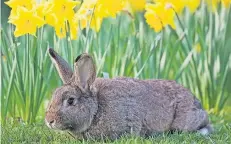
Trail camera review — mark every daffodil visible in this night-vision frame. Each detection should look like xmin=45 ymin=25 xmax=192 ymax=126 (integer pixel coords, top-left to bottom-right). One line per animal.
xmin=145 ymin=12 xmax=163 ymax=32
xmin=50 ymin=0 xmax=81 ymax=22
xmin=126 ymin=0 xmax=146 ymax=12
xmin=75 ymin=0 xmax=103 ymax=32
xmin=69 ymin=20 xmax=79 ymax=40
xmin=34 ymin=2 xmax=58 ymax=27
xmin=221 ymin=0 xmax=231 ymax=7
xmin=5 ymin=0 xmax=35 ymax=21
xmin=5 ymin=0 xmax=35 ymax=10
xmin=44 ymin=0 xmax=80 ymax=39
xmin=145 ymin=2 xmax=175 ymax=32
xmin=96 ymin=0 xmax=125 ymax=18
xmin=46 ymin=13 xmax=58 ymax=27
xmin=153 ymin=0 xmax=201 ymax=13
xmin=40 ymin=2 xmax=58 ymax=27
xmin=184 ymin=0 xmax=201 ymax=13
xmin=10 ymin=7 xmax=45 ymax=37
xmin=54 ymin=19 xmax=78 ymax=40
xmin=35 ymin=2 xmax=52 ymax=18
xmin=154 ymin=0 xmax=185 ymax=14
xmin=54 ymin=21 xmax=67 ymax=39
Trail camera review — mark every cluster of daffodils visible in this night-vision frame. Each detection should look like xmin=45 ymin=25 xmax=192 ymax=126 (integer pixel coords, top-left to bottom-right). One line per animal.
xmin=5 ymin=0 xmax=231 ymax=38
xmin=5 ymin=0 xmax=125 ymax=39
xmin=5 ymin=0 xmax=147 ymax=39
xmin=145 ymin=0 xmax=231 ymax=32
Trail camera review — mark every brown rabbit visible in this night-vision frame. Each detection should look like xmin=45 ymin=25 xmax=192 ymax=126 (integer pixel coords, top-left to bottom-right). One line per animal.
xmin=45 ymin=48 xmax=213 ymax=140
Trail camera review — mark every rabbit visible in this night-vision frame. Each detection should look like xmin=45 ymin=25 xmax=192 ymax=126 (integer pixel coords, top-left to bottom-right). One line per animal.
xmin=45 ymin=48 xmax=213 ymax=140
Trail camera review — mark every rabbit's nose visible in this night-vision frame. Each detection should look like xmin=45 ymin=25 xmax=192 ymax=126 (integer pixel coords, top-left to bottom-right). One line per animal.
xmin=49 ymin=120 xmax=55 ymax=125
xmin=45 ymin=118 xmax=56 ymax=128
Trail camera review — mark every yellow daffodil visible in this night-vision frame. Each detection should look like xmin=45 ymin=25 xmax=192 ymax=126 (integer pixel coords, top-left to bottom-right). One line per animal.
xmin=75 ymin=0 xmax=103 ymax=32
xmin=5 ymin=0 xmax=34 ymax=10
xmin=96 ymin=0 xmax=125 ymax=18
xmin=35 ymin=4 xmax=46 ymax=18
xmin=10 ymin=7 xmax=45 ymax=37
xmin=154 ymin=0 xmax=200 ymax=13
xmin=154 ymin=0 xmax=185 ymax=14
xmin=54 ymin=19 xmax=78 ymax=40
xmin=221 ymin=0 xmax=231 ymax=7
xmin=41 ymin=2 xmax=58 ymax=27
xmin=145 ymin=12 xmax=163 ymax=32
xmin=184 ymin=0 xmax=201 ymax=13
xmin=5 ymin=0 xmax=35 ymax=21
xmin=145 ymin=2 xmax=175 ymax=32
xmin=69 ymin=20 xmax=79 ymax=40
xmin=46 ymin=13 xmax=58 ymax=27
xmin=126 ymin=0 xmax=146 ymax=12
xmin=50 ymin=0 xmax=81 ymax=21
xmin=84 ymin=0 xmax=98 ymax=4
xmin=45 ymin=0 xmax=80 ymax=39
xmin=54 ymin=21 xmax=67 ymax=39
xmin=35 ymin=2 xmax=52 ymax=18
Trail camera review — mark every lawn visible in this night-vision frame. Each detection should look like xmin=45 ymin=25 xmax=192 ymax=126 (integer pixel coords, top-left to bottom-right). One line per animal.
xmin=1 ymin=120 xmax=231 ymax=143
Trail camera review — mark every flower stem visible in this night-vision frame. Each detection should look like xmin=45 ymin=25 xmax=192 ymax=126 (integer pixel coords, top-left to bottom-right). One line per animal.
xmin=174 ymin=9 xmax=192 ymax=51
xmin=173 ymin=10 xmax=203 ymax=101
xmin=157 ymin=29 xmax=164 ymax=78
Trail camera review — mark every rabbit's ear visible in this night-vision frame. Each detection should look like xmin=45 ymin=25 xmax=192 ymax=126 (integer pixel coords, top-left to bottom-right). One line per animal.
xmin=48 ymin=48 xmax=73 ymax=84
xmin=74 ymin=53 xmax=96 ymax=90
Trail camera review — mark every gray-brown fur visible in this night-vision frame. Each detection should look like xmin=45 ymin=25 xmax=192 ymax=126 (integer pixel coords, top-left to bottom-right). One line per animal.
xmin=45 ymin=48 xmax=212 ymax=140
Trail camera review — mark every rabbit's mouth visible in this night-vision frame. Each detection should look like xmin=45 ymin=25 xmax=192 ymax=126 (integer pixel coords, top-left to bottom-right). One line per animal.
xmin=53 ymin=123 xmax=74 ymax=131
xmin=52 ymin=125 xmax=73 ymax=131
xmin=66 ymin=125 xmax=75 ymax=131
xmin=59 ymin=123 xmax=77 ymax=131
xmin=46 ymin=121 xmax=73 ymax=131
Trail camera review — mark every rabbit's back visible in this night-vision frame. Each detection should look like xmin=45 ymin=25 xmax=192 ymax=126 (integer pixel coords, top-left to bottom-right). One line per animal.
xmin=87 ymin=77 xmax=198 ymax=138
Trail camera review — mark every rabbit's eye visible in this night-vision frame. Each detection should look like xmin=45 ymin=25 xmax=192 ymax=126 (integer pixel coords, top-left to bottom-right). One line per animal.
xmin=67 ymin=97 xmax=75 ymax=105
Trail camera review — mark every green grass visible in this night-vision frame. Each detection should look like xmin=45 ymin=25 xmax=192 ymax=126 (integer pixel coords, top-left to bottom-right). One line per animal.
xmin=1 ymin=120 xmax=231 ymax=143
